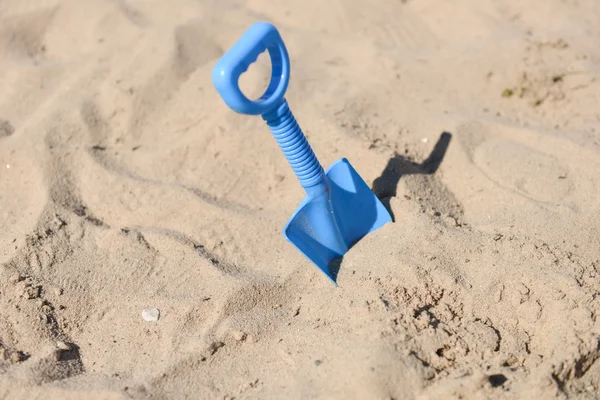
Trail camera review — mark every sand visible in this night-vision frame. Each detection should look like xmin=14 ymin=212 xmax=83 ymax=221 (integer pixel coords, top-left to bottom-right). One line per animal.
xmin=1 ymin=0 xmax=599 ymax=398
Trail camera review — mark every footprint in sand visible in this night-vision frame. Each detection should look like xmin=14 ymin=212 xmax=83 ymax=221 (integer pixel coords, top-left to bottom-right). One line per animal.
xmin=473 ymin=138 xmax=571 ymax=203
xmin=458 ymin=121 xmax=599 ymax=206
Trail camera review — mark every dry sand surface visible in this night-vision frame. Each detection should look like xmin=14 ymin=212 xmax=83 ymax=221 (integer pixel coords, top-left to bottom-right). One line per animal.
xmin=1 ymin=0 xmax=600 ymax=399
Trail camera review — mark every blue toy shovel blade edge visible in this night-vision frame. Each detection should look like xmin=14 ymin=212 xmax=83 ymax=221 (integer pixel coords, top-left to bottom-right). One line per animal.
xmin=283 ymin=158 xmax=392 ymax=283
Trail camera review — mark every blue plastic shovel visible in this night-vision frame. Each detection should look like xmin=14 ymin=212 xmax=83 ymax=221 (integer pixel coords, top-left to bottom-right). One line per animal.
xmin=212 ymin=22 xmax=391 ymax=284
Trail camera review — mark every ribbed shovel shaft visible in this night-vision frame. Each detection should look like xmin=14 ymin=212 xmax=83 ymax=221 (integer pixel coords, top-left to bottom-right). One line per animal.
xmin=262 ymin=100 xmax=324 ymax=188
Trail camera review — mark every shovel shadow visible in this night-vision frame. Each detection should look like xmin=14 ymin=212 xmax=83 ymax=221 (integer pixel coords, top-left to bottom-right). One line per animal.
xmin=372 ymin=131 xmax=453 ymax=221
xmin=328 ymin=131 xmax=452 ymax=281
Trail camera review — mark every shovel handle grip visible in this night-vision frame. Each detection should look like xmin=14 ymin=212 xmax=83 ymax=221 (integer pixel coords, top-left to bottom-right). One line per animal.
xmin=212 ymin=22 xmax=290 ymax=115
xmin=213 ymin=23 xmax=325 ymax=189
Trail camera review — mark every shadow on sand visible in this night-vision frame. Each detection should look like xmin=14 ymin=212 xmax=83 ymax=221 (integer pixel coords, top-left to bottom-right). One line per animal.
xmin=328 ymin=131 xmax=452 ymax=282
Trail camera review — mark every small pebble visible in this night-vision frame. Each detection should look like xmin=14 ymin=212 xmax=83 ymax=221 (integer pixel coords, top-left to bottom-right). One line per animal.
xmin=444 ymin=216 xmax=458 ymax=227
xmin=231 ymin=331 xmax=247 ymax=341
xmin=10 ymin=352 xmax=23 ymax=363
xmin=428 ymin=210 xmax=441 ymax=217
xmin=314 ymin=360 xmax=322 ymax=366
xmin=246 ymin=334 xmax=258 ymax=343
xmin=9 ymin=274 xmax=22 ymax=283
xmin=141 ymin=308 xmax=160 ymax=322
xmin=56 ymin=341 xmax=70 ymax=351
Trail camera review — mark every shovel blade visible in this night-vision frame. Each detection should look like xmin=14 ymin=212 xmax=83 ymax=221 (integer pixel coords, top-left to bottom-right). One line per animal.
xmin=283 ymin=158 xmax=392 ymax=283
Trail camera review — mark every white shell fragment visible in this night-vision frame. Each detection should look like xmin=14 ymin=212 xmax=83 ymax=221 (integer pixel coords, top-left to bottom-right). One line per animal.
xmin=142 ymin=308 xmax=160 ymax=322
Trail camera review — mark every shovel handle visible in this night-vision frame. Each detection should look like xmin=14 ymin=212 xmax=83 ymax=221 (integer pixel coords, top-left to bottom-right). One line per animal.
xmin=212 ymin=22 xmax=290 ymax=115
xmin=262 ymin=100 xmax=324 ymax=189
xmin=212 ymin=23 xmax=325 ymax=190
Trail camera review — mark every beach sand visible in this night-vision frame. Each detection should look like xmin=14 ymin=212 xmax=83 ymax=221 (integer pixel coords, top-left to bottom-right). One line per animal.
xmin=1 ymin=0 xmax=599 ymax=398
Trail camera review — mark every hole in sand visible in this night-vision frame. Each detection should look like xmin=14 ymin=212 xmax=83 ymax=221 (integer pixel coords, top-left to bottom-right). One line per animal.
xmin=238 ymin=50 xmax=272 ymax=101
xmin=488 ymin=374 xmax=508 ymax=387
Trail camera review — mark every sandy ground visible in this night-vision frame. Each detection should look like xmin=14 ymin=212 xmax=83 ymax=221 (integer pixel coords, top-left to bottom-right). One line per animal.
xmin=1 ymin=0 xmax=599 ymax=399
